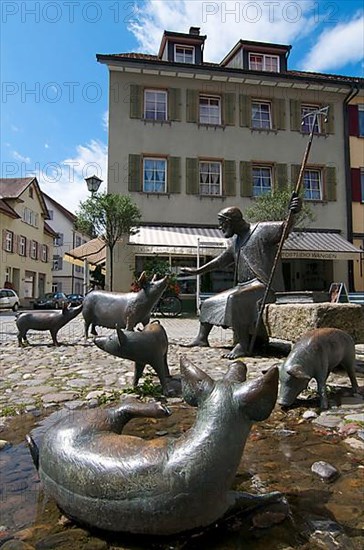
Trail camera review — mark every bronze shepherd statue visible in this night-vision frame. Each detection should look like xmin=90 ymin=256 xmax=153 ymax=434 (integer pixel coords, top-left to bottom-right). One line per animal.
xmin=182 ymin=195 xmax=301 ymax=359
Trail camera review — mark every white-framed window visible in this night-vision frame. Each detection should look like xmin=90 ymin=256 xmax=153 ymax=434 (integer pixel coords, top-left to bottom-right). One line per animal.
xmin=41 ymin=244 xmax=48 ymax=262
xmin=304 ymin=169 xmax=322 ymax=200
xmin=5 ymin=230 xmax=13 ymax=252
xmin=252 ymin=166 xmax=272 ymax=196
xmin=301 ymin=105 xmax=321 ymax=134
xmin=48 ymin=209 xmax=54 ymax=220
xmin=5 ymin=267 xmax=11 ymax=283
xmin=22 ymin=207 xmax=38 ymax=227
xmin=199 ymin=161 xmax=222 ymax=195
xmin=30 ymin=240 xmax=37 ymax=259
xmin=252 ymin=101 xmax=272 ymax=129
xmin=19 ymin=236 xmax=26 ymax=256
xmin=144 ymin=89 xmax=167 ymax=121
xmin=174 ymin=45 xmax=195 ymax=64
xmin=199 ymin=95 xmax=221 ymax=125
xmin=143 ymin=158 xmax=167 ymax=193
xmin=358 ymin=104 xmax=364 ymax=137
xmin=75 ymin=235 xmax=82 ymax=247
xmin=249 ymin=53 xmax=279 ymax=72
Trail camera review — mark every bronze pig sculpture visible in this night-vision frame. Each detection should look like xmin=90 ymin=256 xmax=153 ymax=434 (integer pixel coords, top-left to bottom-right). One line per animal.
xmin=82 ymin=272 xmax=168 ymax=337
xmin=26 ymin=358 xmax=279 ymax=535
xmin=94 ymin=321 xmax=181 ymax=396
xmin=16 ymin=304 xmax=83 ymax=346
xmin=277 ymin=328 xmax=360 ymax=410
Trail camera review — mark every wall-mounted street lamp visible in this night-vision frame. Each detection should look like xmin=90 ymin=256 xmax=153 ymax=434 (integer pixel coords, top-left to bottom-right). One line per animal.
xmin=85 ymin=175 xmax=102 ymax=195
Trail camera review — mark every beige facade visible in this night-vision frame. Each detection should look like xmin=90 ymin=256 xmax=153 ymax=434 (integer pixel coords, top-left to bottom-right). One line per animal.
xmin=98 ymin=28 xmax=362 ymax=292
xmin=349 ymin=93 xmax=364 ymax=291
xmin=0 ymin=178 xmax=55 ymax=306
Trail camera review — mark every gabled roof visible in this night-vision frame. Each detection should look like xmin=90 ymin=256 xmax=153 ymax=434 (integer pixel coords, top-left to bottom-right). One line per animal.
xmin=44 ymin=221 xmax=58 ymax=237
xmin=220 ymin=39 xmax=292 ymax=67
xmin=43 ymin=192 xmax=76 ymax=223
xmin=0 ymin=177 xmax=50 ymax=219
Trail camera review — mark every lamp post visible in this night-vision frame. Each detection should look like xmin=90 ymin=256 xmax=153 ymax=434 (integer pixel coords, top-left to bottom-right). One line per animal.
xmin=85 ymin=174 xmax=102 ymax=195
xmin=83 ymin=175 xmax=103 ymax=294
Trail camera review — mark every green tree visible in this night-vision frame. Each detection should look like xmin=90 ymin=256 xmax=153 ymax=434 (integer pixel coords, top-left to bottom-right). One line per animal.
xmin=76 ymin=193 xmax=142 ymax=291
xmin=244 ymin=188 xmax=315 ymax=227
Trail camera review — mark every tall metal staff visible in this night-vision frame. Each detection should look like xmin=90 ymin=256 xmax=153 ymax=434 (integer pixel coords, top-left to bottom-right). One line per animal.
xmin=248 ymin=105 xmax=330 ymax=355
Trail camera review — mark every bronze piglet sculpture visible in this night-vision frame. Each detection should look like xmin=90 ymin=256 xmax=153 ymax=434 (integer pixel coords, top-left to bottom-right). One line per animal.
xmin=278 ymin=327 xmax=360 ymax=410
xmin=16 ymin=303 xmax=83 ymax=346
xmin=94 ymin=321 xmax=181 ymax=396
xmin=26 ymin=359 xmax=279 ymax=535
xmin=82 ymin=271 xmax=168 ymax=337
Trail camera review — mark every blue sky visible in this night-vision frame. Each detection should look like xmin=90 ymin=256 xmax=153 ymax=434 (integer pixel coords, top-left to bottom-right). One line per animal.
xmin=1 ymin=0 xmax=363 ymax=213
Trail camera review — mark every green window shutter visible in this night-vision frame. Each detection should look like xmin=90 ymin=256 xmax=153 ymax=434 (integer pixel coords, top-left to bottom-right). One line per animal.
xmin=129 ymin=84 xmax=143 ymax=119
xmin=324 ymin=103 xmax=335 ymax=134
xmin=128 ymin=154 xmax=142 ymax=192
xmin=272 ymin=99 xmax=286 ymax=130
xmin=240 ymin=161 xmax=252 ymax=197
xmin=222 ymin=160 xmax=236 ymax=196
xmin=186 ymin=89 xmax=198 ymax=123
xmin=222 ymin=93 xmax=236 ymax=126
xmin=290 ymin=100 xmax=301 ymax=131
xmin=186 ymin=158 xmax=199 ymax=194
xmin=291 ymin=164 xmax=301 ymax=188
xmin=168 ymin=88 xmax=181 ymax=121
xmin=239 ymin=94 xmax=251 ymax=127
xmin=168 ymin=157 xmax=181 ymax=193
xmin=275 ymin=163 xmax=288 ymax=191
xmin=323 ymin=166 xmax=337 ymax=201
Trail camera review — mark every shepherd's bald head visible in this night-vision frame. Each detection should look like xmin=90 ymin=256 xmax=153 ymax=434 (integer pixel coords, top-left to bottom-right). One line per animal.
xmin=217 ymin=206 xmax=243 ymax=223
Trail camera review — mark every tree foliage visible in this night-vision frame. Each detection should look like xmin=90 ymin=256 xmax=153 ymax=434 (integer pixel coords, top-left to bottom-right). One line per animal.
xmin=244 ymin=189 xmax=315 ymax=227
xmin=76 ymin=193 xmax=142 ymax=290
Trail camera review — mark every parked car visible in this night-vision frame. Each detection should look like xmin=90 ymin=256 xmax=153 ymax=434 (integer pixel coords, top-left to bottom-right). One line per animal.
xmin=0 ymin=289 xmax=20 ymax=311
xmin=66 ymin=293 xmax=84 ymax=307
xmin=33 ymin=292 xmax=68 ymax=310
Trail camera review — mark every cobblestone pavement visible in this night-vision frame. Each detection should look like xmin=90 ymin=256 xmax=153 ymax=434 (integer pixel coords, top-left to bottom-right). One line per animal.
xmin=1 ymin=314 xmax=364 ymax=455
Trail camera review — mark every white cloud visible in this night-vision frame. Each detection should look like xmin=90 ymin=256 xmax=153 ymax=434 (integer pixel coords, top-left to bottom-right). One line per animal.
xmin=301 ymin=13 xmax=364 ymax=72
xmin=39 ymin=140 xmax=108 ymax=214
xmin=128 ymin=0 xmax=317 ymax=62
xmin=102 ymin=110 xmax=109 ymax=132
xmin=12 ymin=150 xmax=31 ymax=163
xmin=45 ymin=143 xmax=50 ymax=149
xmin=11 ymin=124 xmax=20 ymax=132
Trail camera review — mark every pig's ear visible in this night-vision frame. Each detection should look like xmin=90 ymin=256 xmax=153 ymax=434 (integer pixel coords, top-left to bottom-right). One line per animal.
xmin=261 ymin=362 xmax=281 ymax=375
xmin=234 ymin=366 xmax=278 ymax=421
xmin=138 ymin=271 xmax=147 ymax=288
xmin=286 ymin=364 xmax=311 ymax=380
xmin=115 ymin=324 xmax=126 ymax=346
xmin=224 ymin=359 xmax=247 ymax=384
xmin=180 ymin=356 xmax=215 ymax=407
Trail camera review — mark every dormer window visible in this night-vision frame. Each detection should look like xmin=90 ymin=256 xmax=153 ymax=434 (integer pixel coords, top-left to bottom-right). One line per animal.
xmin=175 ymin=45 xmax=195 ymax=64
xmin=249 ymin=53 xmax=279 ymax=72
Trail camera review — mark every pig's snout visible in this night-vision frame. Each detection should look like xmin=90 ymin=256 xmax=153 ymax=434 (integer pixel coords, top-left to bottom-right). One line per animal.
xmin=94 ymin=336 xmax=108 ymax=351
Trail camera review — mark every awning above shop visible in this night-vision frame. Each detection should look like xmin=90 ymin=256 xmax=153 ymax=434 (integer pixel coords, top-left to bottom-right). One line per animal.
xmin=64 ymin=228 xmax=363 ymax=264
xmin=282 ymin=231 xmax=362 ymax=260
xmin=64 ymin=237 xmax=106 ymax=269
xmin=130 ymin=226 xmax=226 ymax=255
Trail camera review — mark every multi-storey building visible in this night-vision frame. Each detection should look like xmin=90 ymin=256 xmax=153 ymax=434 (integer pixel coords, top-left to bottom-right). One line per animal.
xmin=43 ymin=193 xmax=90 ymax=295
xmin=348 ymin=92 xmax=364 ymax=291
xmin=97 ymin=27 xmax=362 ymax=293
xmin=0 ymin=177 xmax=55 ymax=306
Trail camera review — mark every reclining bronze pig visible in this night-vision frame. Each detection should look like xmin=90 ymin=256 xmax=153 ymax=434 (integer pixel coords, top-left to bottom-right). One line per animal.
xmin=26 ymin=359 xmax=279 ymax=535
xmin=82 ymin=272 xmax=168 ymax=337
xmin=94 ymin=321 xmax=181 ymax=396
xmin=277 ymin=328 xmax=360 ymax=410
xmin=16 ymin=304 xmax=83 ymax=346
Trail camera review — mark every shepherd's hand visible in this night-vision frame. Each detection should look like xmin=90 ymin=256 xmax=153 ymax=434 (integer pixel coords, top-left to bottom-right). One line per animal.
xmin=289 ymin=192 xmax=302 ymax=214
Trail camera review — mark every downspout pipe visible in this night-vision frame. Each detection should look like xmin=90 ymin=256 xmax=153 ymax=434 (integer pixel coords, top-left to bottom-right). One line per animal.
xmin=343 ymin=83 xmax=359 ymax=291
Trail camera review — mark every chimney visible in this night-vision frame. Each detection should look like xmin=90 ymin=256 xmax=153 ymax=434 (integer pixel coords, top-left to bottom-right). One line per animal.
xmin=189 ymin=27 xmax=200 ymax=36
